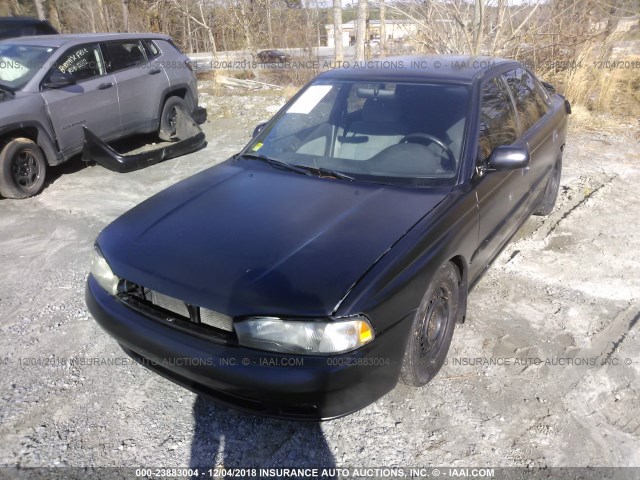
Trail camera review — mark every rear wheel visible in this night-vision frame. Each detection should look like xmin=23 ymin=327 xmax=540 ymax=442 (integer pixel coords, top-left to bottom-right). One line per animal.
xmin=159 ymin=96 xmax=189 ymax=142
xmin=0 ymin=138 xmax=47 ymax=199
xmin=534 ymin=156 xmax=562 ymax=216
xmin=401 ymin=262 xmax=461 ymax=387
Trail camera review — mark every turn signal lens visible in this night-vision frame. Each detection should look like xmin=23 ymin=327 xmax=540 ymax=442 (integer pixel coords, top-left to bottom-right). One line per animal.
xmin=359 ymin=321 xmax=373 ymax=343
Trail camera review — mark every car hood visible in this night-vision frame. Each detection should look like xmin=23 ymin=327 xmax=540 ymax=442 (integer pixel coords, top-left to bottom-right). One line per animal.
xmin=98 ymin=160 xmax=449 ymax=317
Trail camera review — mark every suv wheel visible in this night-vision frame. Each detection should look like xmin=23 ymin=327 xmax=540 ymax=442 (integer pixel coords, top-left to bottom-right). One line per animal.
xmin=159 ymin=96 xmax=189 ymax=142
xmin=0 ymin=138 xmax=47 ymax=199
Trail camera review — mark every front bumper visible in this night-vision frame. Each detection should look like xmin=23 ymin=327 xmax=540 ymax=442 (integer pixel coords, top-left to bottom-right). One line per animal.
xmin=86 ymin=276 xmax=410 ymax=420
xmin=81 ymin=106 xmax=206 ymax=173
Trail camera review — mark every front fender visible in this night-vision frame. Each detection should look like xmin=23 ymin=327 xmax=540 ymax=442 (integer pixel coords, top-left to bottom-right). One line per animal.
xmin=0 ymin=120 xmax=62 ymax=165
xmin=335 ymin=185 xmax=478 ymax=333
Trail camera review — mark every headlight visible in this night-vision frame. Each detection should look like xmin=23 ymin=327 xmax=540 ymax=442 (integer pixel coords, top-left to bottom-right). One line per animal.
xmin=234 ymin=316 xmax=374 ymax=355
xmin=89 ymin=247 xmax=120 ymax=295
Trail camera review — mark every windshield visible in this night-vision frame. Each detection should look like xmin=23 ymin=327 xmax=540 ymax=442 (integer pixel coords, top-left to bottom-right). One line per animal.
xmin=0 ymin=44 xmax=56 ymax=90
xmin=246 ymin=80 xmax=470 ymax=186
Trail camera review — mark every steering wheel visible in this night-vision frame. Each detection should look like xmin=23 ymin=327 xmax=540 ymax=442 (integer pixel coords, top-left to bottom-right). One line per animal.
xmin=400 ymin=133 xmax=456 ymax=170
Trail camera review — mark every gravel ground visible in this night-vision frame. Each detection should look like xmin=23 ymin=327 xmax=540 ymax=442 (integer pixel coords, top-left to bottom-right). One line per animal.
xmin=0 ymin=96 xmax=639 ymax=472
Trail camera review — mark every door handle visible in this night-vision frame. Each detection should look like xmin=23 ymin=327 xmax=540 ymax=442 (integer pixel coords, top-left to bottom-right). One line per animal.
xmin=149 ymin=68 xmax=162 ymax=75
xmin=98 ymin=82 xmax=113 ymax=90
xmin=522 ymin=141 xmax=531 ymax=175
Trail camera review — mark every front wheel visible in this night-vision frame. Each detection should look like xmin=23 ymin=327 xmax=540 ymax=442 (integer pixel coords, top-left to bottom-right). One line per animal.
xmin=0 ymin=138 xmax=47 ymax=199
xmin=401 ymin=262 xmax=461 ymax=387
xmin=158 ymin=96 xmax=189 ymax=142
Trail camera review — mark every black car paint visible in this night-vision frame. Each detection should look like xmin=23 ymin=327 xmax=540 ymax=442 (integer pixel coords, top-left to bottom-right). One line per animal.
xmin=0 ymin=17 xmax=58 ymax=40
xmin=86 ymin=56 xmax=569 ymax=419
xmin=95 ymin=159 xmax=451 ymax=317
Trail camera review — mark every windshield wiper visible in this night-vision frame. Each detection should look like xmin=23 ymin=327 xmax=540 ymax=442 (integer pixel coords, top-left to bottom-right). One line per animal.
xmin=0 ymin=83 xmax=15 ymax=95
xmin=240 ymin=153 xmax=312 ymax=176
xmin=294 ymin=165 xmax=355 ymax=182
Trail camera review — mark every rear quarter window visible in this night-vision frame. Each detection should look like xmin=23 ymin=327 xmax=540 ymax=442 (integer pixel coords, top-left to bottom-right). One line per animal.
xmin=143 ymin=40 xmax=161 ymax=59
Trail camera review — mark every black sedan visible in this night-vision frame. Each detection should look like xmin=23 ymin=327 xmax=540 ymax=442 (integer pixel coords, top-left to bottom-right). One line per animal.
xmin=86 ymin=56 xmax=570 ymax=420
xmin=256 ymin=49 xmax=292 ymax=63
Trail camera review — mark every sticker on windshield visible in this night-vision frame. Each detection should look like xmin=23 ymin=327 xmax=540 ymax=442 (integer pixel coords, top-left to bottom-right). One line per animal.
xmin=287 ymin=85 xmax=333 ymax=114
xmin=252 ymin=142 xmax=263 ymax=151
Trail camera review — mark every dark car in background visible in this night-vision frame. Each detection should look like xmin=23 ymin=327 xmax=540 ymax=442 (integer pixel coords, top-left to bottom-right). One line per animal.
xmin=0 ymin=17 xmax=58 ymax=40
xmin=86 ymin=55 xmax=570 ymax=420
xmin=257 ymin=49 xmax=291 ymax=63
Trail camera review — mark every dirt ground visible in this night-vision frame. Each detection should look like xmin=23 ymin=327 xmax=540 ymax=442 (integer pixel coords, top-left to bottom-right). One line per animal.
xmin=0 ymin=95 xmax=639 ymax=471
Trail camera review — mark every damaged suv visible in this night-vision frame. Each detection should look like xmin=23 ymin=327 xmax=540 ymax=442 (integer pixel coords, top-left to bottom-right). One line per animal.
xmin=0 ymin=33 xmax=206 ymax=199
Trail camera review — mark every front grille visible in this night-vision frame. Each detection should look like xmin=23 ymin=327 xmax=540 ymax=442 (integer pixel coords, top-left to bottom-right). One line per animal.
xmin=118 ymin=281 xmax=234 ymax=339
xmin=200 ymin=308 xmax=233 ymax=331
xmin=149 ymin=290 xmax=190 ymax=318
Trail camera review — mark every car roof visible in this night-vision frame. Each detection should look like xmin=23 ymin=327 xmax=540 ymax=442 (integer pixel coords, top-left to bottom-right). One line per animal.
xmin=318 ymin=55 xmax=519 ymax=84
xmin=0 ymin=32 xmax=171 ymax=48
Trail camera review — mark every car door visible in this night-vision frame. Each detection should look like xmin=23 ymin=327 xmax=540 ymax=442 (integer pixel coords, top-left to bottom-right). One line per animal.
xmin=41 ymin=43 xmax=120 ymax=157
xmin=101 ymin=39 xmax=169 ymax=135
xmin=471 ymin=75 xmax=530 ymax=277
xmin=502 ymin=67 xmax=557 ymax=202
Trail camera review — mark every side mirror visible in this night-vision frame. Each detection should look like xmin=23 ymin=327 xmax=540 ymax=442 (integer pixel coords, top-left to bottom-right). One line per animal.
xmin=42 ymin=71 xmax=76 ymax=89
xmin=252 ymin=122 xmax=267 ymax=138
xmin=488 ymin=146 xmax=530 ymax=171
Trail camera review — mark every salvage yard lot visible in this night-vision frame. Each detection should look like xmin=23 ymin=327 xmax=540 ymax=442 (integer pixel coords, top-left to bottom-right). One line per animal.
xmin=0 ymin=103 xmax=639 ymax=468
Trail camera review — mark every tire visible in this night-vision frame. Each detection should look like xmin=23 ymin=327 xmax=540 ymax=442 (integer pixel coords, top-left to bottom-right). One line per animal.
xmin=0 ymin=138 xmax=47 ymax=199
xmin=401 ymin=262 xmax=461 ymax=387
xmin=534 ymin=156 xmax=562 ymax=216
xmin=158 ymin=96 xmax=189 ymax=142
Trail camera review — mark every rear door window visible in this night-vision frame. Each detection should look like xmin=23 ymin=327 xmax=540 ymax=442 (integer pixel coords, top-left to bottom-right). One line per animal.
xmin=479 ymin=77 xmax=518 ymax=160
xmin=502 ymin=68 xmax=547 ymax=133
xmin=101 ymin=40 xmax=148 ymax=72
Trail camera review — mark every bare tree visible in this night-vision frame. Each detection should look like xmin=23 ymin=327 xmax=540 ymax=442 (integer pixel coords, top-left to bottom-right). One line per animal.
xmin=234 ymin=0 xmax=255 ymax=52
xmin=379 ymin=0 xmax=386 ymax=54
xmin=33 ymin=0 xmax=45 ymax=19
xmin=95 ymin=0 xmax=107 ymax=32
xmin=47 ymin=0 xmax=62 ymax=30
xmin=0 ymin=0 xmax=12 ymax=16
xmin=333 ymin=0 xmax=343 ymax=61
xmin=266 ymin=0 xmax=273 ymax=48
xmin=473 ymin=0 xmax=484 ymax=55
xmin=355 ymin=0 xmax=367 ymax=61
xmin=167 ymin=0 xmax=217 ymax=53
xmin=121 ymin=0 xmax=130 ymax=32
